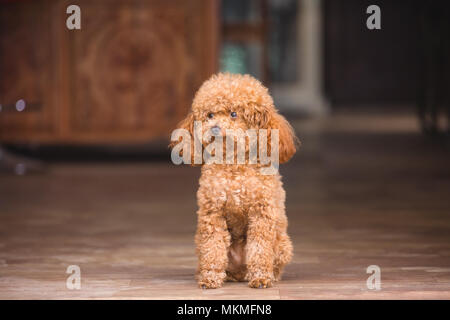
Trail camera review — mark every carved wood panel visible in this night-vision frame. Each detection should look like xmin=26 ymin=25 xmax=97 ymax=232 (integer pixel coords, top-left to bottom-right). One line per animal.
xmin=65 ymin=0 xmax=217 ymax=142
xmin=0 ymin=0 xmax=218 ymax=143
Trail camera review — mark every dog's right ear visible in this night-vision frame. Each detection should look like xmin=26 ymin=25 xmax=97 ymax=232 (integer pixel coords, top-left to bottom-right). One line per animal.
xmin=170 ymin=112 xmax=194 ymax=145
xmin=169 ymin=112 xmax=196 ymax=165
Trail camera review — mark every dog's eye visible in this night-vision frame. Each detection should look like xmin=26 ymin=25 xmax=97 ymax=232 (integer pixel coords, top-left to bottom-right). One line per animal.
xmin=207 ymin=112 xmax=214 ymax=119
xmin=230 ymin=111 xmax=237 ymax=118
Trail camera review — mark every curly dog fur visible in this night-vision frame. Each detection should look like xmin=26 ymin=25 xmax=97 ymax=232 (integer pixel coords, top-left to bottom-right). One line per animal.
xmin=170 ymin=73 xmax=298 ymax=289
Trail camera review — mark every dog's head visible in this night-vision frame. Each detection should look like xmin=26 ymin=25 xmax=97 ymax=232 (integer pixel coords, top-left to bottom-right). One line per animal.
xmin=170 ymin=73 xmax=299 ymax=165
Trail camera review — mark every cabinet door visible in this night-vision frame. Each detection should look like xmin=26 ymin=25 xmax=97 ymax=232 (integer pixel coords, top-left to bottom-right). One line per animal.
xmin=0 ymin=0 xmax=57 ymax=142
xmin=63 ymin=0 xmax=218 ymax=143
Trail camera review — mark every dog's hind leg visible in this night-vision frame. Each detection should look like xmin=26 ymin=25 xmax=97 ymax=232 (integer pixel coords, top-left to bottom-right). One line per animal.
xmin=273 ymin=232 xmax=293 ymax=281
xmin=225 ymin=238 xmax=247 ymax=282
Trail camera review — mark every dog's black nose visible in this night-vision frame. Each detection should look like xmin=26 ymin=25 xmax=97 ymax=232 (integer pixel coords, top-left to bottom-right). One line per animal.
xmin=211 ymin=125 xmax=221 ymax=135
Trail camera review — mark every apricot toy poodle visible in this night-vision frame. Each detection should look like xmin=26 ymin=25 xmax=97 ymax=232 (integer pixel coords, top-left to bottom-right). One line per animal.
xmin=170 ymin=73 xmax=298 ymax=289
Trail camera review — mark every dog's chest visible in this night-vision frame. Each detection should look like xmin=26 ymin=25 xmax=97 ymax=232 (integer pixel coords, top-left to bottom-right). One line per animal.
xmin=200 ymin=165 xmax=276 ymax=216
xmin=219 ymin=173 xmax=260 ymax=214
xmin=219 ymin=174 xmax=251 ymax=235
xmin=219 ymin=175 xmax=242 ymax=207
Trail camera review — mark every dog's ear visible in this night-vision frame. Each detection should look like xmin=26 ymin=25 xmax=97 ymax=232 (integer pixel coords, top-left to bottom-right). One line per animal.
xmin=169 ymin=112 xmax=197 ymax=165
xmin=267 ymin=112 xmax=299 ymax=164
xmin=243 ymin=103 xmax=271 ymax=129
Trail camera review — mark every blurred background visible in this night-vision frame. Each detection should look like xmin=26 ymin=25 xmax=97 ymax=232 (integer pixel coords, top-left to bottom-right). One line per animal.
xmin=0 ymin=0 xmax=449 ymax=299
xmin=0 ymin=0 xmax=448 ymax=164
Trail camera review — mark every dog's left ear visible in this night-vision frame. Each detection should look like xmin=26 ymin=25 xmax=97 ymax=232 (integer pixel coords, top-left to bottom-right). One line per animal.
xmin=268 ymin=112 xmax=299 ymax=163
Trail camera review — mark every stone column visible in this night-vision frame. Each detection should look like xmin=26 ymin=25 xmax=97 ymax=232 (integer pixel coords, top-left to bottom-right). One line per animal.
xmin=272 ymin=0 xmax=329 ymax=116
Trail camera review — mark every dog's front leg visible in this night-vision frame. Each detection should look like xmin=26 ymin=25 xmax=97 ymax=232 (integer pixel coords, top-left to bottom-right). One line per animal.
xmin=195 ymin=209 xmax=230 ymax=289
xmin=246 ymin=204 xmax=276 ymax=288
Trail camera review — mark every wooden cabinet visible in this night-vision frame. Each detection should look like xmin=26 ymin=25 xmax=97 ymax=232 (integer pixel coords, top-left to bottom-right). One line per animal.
xmin=0 ymin=0 xmax=218 ymax=143
xmin=0 ymin=1 xmax=57 ymax=140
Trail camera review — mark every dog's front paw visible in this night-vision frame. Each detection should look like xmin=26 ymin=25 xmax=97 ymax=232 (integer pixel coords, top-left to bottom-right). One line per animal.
xmin=198 ymin=278 xmax=223 ymax=289
xmin=198 ymin=271 xmax=225 ymax=289
xmin=248 ymin=277 xmax=272 ymax=289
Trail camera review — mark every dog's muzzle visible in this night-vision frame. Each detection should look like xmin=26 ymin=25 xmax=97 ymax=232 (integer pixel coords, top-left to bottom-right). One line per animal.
xmin=211 ymin=125 xmax=221 ymax=136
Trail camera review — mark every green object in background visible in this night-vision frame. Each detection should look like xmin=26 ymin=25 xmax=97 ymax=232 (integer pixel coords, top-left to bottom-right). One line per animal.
xmin=220 ymin=43 xmax=248 ymax=75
